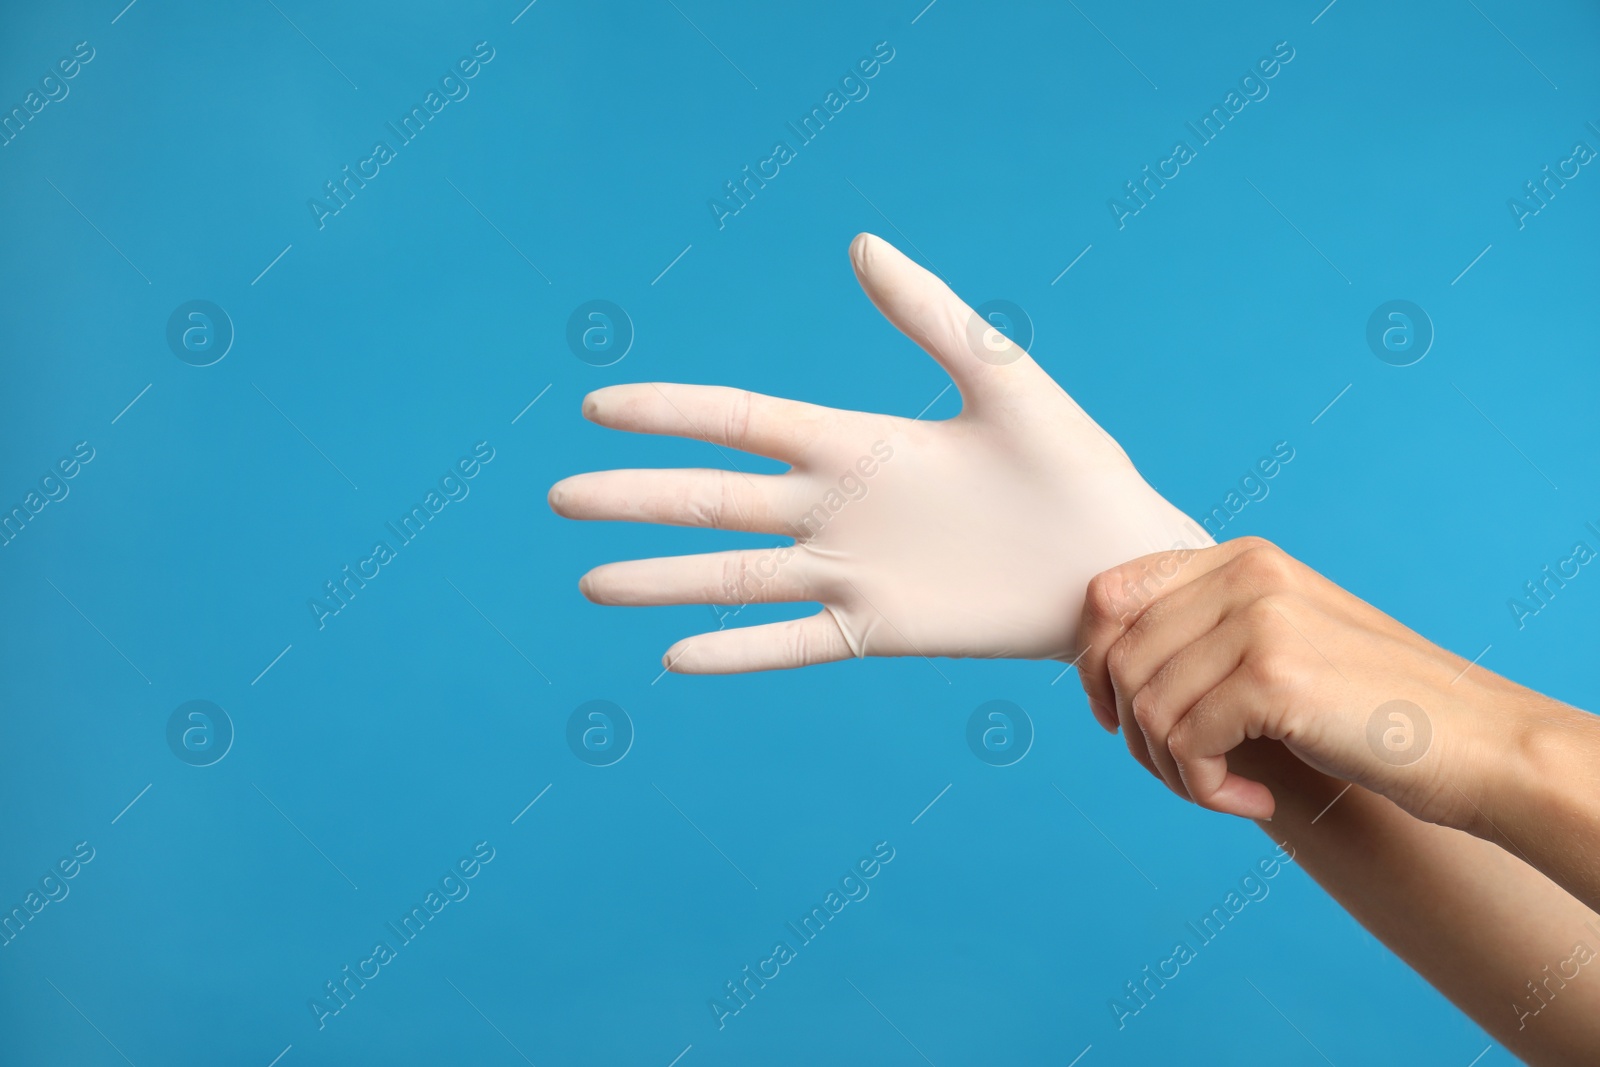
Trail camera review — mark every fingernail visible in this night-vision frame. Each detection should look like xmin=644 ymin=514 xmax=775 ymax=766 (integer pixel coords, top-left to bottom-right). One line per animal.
xmin=581 ymin=393 xmax=599 ymax=420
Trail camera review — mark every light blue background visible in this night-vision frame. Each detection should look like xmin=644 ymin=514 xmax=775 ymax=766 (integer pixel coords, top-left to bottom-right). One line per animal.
xmin=2 ymin=0 xmax=1597 ymax=1064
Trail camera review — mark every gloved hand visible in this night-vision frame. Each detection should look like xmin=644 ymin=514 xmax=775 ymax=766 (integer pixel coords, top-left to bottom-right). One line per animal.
xmin=548 ymin=233 xmax=1211 ymax=673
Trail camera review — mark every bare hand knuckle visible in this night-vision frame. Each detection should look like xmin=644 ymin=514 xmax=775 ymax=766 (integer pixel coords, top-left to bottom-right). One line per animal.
xmin=1237 ymin=539 xmax=1293 ymax=586
xmin=1083 ymin=571 xmax=1126 ymax=628
xmin=1130 ymin=688 xmax=1159 ymax=731
xmin=1244 ymin=648 xmax=1297 ymax=694
xmin=1166 ymin=719 xmax=1196 ymax=759
xmin=1241 ymin=596 xmax=1281 ymax=632
xmin=1105 ymin=638 xmax=1136 ymax=681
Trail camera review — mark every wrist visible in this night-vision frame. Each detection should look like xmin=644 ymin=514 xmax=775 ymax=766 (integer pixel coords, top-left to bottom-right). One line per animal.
xmin=1466 ymin=686 xmax=1596 ymax=845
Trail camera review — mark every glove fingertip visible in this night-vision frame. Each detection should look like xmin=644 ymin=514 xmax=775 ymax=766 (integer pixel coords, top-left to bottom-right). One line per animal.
xmin=849 ymin=231 xmax=878 ymax=270
xmin=662 ymin=640 xmax=694 ymax=673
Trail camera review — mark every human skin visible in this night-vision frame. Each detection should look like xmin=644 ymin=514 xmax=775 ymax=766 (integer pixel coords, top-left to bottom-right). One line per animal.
xmin=1079 ymin=537 xmax=1600 ymax=1061
xmin=549 ymin=231 xmax=1600 ymax=1059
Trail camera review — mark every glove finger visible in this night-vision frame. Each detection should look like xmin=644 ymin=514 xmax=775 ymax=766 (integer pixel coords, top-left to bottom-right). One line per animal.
xmin=662 ymin=609 xmax=855 ymax=673
xmin=848 ymin=232 xmax=1043 ymax=409
xmin=549 ymin=468 xmax=795 ymax=535
xmin=580 ymin=548 xmax=820 ymax=606
xmin=583 ymin=382 xmax=843 ymax=465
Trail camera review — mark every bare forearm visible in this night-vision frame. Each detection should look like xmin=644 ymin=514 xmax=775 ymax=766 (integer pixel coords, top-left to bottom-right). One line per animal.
xmin=1477 ymin=690 xmax=1600 ymax=916
xmin=1231 ymin=740 xmax=1600 ymax=1063
xmin=1077 ymin=539 xmax=1600 ymax=1058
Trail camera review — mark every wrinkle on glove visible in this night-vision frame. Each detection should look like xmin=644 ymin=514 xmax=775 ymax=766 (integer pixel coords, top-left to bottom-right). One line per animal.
xmin=550 ymin=233 xmax=1213 ymax=673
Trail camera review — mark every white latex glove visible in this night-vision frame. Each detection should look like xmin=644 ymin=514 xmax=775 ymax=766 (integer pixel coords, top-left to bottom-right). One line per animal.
xmin=548 ymin=233 xmax=1212 ymax=673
